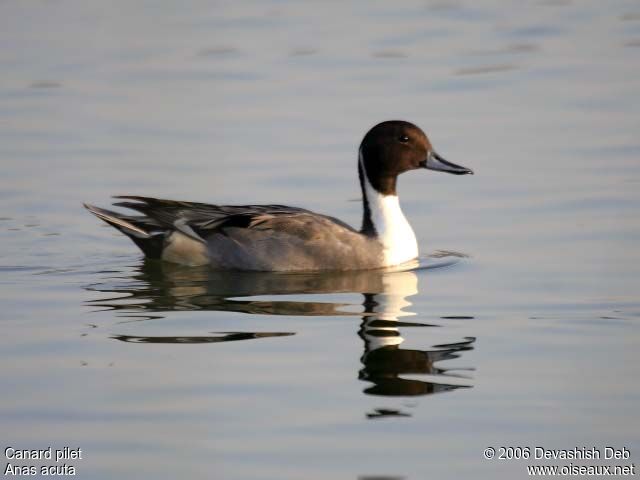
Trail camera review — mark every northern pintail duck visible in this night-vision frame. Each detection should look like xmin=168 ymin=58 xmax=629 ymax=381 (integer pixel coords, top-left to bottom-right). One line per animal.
xmin=85 ymin=120 xmax=473 ymax=271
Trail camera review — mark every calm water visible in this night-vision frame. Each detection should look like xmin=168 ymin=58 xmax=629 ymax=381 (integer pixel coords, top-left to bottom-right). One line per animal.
xmin=1 ymin=1 xmax=639 ymax=479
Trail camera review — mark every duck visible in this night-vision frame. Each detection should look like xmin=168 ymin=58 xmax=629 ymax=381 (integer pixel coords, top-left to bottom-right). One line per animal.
xmin=84 ymin=120 xmax=473 ymax=271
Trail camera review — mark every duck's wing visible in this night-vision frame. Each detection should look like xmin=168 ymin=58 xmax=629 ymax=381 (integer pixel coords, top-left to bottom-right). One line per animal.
xmin=111 ymin=195 xmax=355 ymax=235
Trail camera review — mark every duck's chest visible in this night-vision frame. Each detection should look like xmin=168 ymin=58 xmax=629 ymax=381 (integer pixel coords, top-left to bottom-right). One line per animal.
xmin=367 ymin=193 xmax=419 ymax=267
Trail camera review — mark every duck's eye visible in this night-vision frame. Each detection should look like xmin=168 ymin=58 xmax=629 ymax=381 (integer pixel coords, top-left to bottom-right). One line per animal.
xmin=399 ymin=135 xmax=410 ymax=143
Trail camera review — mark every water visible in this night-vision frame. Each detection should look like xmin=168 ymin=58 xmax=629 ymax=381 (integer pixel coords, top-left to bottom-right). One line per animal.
xmin=1 ymin=1 xmax=639 ymax=478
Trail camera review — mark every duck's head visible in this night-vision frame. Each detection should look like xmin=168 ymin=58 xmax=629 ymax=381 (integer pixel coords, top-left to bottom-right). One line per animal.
xmin=359 ymin=120 xmax=473 ymax=196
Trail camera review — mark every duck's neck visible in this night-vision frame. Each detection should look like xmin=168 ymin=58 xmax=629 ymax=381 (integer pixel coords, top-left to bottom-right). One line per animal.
xmin=359 ymin=152 xmax=419 ymax=267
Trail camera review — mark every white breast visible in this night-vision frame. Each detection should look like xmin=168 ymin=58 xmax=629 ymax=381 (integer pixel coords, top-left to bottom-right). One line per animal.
xmin=360 ymin=156 xmax=419 ymax=267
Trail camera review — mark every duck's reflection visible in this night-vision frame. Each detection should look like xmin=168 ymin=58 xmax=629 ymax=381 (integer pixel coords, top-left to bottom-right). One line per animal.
xmin=358 ymin=272 xmax=474 ymax=399
xmin=87 ymin=259 xmax=475 ymax=400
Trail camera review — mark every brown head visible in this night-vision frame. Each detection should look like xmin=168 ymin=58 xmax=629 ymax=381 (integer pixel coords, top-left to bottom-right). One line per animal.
xmin=358 ymin=120 xmax=473 ymax=196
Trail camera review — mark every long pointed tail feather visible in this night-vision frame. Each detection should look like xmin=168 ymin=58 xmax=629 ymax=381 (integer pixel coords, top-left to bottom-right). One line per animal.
xmin=83 ymin=203 xmax=150 ymax=237
xmin=84 ymin=203 xmax=165 ymax=259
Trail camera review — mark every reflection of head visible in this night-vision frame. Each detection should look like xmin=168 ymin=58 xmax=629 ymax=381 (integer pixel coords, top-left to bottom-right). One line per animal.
xmin=359 ymin=338 xmax=474 ymax=397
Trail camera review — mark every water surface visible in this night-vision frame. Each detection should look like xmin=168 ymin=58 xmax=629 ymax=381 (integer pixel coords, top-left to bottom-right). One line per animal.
xmin=1 ymin=1 xmax=639 ymax=479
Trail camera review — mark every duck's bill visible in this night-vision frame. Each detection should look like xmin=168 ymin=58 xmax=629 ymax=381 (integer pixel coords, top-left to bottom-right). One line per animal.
xmin=423 ymin=152 xmax=473 ymax=175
